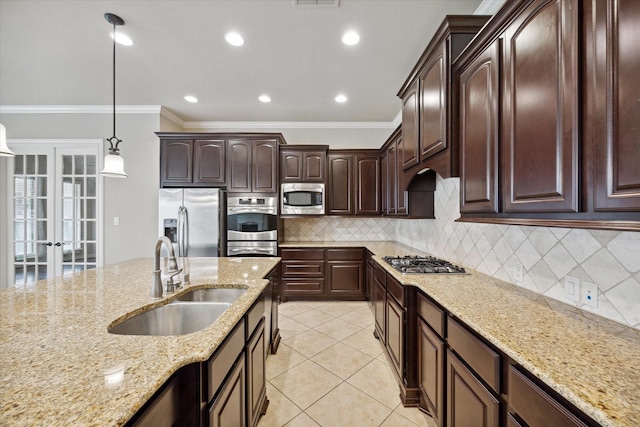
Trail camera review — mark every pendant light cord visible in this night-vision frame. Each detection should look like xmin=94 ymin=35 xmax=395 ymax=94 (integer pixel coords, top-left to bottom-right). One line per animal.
xmin=107 ymin=18 xmax=122 ymax=154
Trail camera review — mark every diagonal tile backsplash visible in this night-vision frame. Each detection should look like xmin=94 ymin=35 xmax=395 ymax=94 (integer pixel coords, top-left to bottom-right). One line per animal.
xmin=283 ymin=176 xmax=640 ymax=330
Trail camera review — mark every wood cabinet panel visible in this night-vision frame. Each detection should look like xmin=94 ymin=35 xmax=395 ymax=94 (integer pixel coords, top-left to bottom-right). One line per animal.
xmin=508 ymin=365 xmax=589 ymax=427
xmin=401 ymin=80 xmax=420 ymax=170
xmin=418 ymin=317 xmax=444 ymax=427
xmin=396 ymin=136 xmax=408 ymax=215
xmin=194 ymin=140 xmax=225 ymax=185
xmin=303 ymin=151 xmax=326 ymax=182
xmin=459 ymin=40 xmax=500 ymax=214
xmin=373 ymin=277 xmax=386 ymax=341
xmin=327 ymin=154 xmax=353 ymax=215
xmin=386 ymin=295 xmax=404 ymax=378
xmin=355 ymin=154 xmax=381 ymax=215
xmin=247 ymin=320 xmax=267 ymax=427
xmin=281 ymin=261 xmax=325 ymax=278
xmin=282 ymin=278 xmax=325 ymax=295
xmin=327 ymin=262 xmax=363 ymax=295
xmin=253 ymin=140 xmax=278 ymax=193
xmin=208 ymin=319 xmax=246 ymax=402
xmin=209 ymin=353 xmax=246 ymax=427
xmin=227 ymin=140 xmax=252 ymax=193
xmin=446 ymin=350 xmax=499 ymax=427
xmin=503 ymin=0 xmax=579 ymax=213
xmin=417 ymin=292 xmax=445 ymax=338
xmin=387 ymin=142 xmax=397 ymax=214
xmin=280 ymin=248 xmax=325 ymax=261
xmin=591 ymin=0 xmax=640 ymax=211
xmin=448 ymin=317 xmax=500 ymax=393
xmin=420 ymin=47 xmax=447 ymax=160
xmin=160 ymin=140 xmax=193 ymax=186
xmin=280 ymin=148 xmax=327 ymax=183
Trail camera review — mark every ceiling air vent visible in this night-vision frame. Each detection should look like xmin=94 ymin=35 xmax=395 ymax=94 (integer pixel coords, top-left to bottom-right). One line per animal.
xmin=293 ymin=0 xmax=340 ymax=7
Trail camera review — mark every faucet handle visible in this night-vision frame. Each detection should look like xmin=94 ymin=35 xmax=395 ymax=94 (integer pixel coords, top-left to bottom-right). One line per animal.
xmin=165 ymin=269 xmax=183 ymax=293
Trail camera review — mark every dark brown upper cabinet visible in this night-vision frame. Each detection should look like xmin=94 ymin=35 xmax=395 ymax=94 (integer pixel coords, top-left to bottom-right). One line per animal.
xmin=227 ymin=139 xmax=278 ymax=193
xmin=459 ymin=41 xmax=500 ymax=214
xmin=455 ymin=0 xmax=640 ymax=230
xmin=397 ymin=16 xmax=490 ymax=179
xmin=327 ymin=150 xmax=380 ymax=216
xmin=502 ymin=0 xmax=579 ymax=213
xmin=381 ymin=127 xmax=408 ymax=216
xmin=279 ymin=146 xmax=328 ymax=183
xmin=159 ymin=138 xmax=225 ymax=187
xmin=588 ymin=0 xmax=640 ymax=213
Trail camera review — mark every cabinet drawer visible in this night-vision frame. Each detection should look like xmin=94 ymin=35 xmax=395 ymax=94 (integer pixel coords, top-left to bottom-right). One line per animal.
xmin=326 ymin=248 xmax=364 ymax=261
xmin=447 ymin=317 xmax=500 ymax=392
xmin=373 ymin=262 xmax=386 ymax=287
xmin=281 ymin=261 xmax=325 ymax=278
xmin=282 ymin=278 xmax=325 ymax=295
xmin=508 ymin=365 xmax=589 ymax=427
xmin=280 ymin=248 xmax=324 ymax=260
xmin=417 ymin=292 xmax=445 ymax=338
xmin=246 ymin=296 xmax=265 ymax=339
xmin=207 ymin=318 xmax=245 ymax=402
xmin=386 ymin=275 xmax=404 ymax=304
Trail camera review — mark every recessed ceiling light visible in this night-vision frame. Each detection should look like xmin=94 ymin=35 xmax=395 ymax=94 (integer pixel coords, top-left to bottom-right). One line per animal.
xmin=341 ymin=31 xmax=360 ymax=46
xmin=258 ymin=95 xmax=271 ymax=103
xmin=110 ymin=32 xmax=133 ymax=46
xmin=184 ymin=95 xmax=198 ymax=103
xmin=225 ymin=32 xmax=244 ymax=46
xmin=335 ymin=94 xmax=348 ymax=103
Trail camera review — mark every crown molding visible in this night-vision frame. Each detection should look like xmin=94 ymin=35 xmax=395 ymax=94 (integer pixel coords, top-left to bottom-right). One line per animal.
xmin=0 ymin=105 xmax=402 ymax=131
xmin=474 ymin=0 xmax=505 ymax=15
xmin=0 ymin=105 xmax=162 ymax=114
xmin=184 ymin=121 xmax=396 ymax=130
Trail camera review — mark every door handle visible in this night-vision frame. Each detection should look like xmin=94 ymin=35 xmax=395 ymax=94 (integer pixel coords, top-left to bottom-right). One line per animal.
xmin=54 ymin=242 xmax=62 ymax=247
xmin=41 ymin=242 xmax=53 ymax=247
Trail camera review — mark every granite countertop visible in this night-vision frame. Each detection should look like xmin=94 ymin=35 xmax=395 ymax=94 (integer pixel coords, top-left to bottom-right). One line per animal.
xmin=0 ymin=256 xmax=280 ymax=427
xmin=282 ymin=241 xmax=640 ymax=427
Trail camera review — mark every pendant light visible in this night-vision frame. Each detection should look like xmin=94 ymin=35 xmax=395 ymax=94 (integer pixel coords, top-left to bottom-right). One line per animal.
xmin=0 ymin=123 xmax=16 ymax=157
xmin=100 ymin=13 xmax=127 ymax=178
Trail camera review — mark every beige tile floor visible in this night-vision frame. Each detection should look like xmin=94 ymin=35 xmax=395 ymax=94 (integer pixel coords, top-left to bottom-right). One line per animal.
xmin=258 ymin=301 xmax=436 ymax=427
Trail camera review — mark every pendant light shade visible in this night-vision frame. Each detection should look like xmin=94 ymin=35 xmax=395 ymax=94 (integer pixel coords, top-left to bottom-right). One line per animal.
xmin=100 ymin=13 xmax=128 ymax=178
xmin=0 ymin=123 xmax=16 ymax=157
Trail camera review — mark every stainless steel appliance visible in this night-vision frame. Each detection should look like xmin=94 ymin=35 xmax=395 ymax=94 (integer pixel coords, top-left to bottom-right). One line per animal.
xmin=227 ymin=196 xmax=278 ymax=256
xmin=382 ymin=255 xmax=468 ymax=274
xmin=159 ymin=188 xmax=227 ymax=258
xmin=281 ymin=183 xmax=324 ymax=215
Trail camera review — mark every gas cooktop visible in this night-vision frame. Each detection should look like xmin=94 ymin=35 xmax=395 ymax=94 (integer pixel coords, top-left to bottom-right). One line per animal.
xmin=382 ymin=255 xmax=468 ymax=274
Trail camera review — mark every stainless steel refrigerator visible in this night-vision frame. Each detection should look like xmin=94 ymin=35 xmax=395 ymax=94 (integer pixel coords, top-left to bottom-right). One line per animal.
xmin=158 ymin=188 xmax=227 ymax=258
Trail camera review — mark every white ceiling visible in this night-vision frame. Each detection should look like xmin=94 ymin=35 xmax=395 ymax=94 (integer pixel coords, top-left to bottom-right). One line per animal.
xmin=0 ymin=0 xmax=489 ymax=124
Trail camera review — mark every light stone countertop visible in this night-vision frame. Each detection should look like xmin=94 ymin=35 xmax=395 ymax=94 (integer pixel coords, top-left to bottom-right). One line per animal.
xmin=0 ymin=256 xmax=280 ymax=427
xmin=282 ymin=241 xmax=640 ymax=427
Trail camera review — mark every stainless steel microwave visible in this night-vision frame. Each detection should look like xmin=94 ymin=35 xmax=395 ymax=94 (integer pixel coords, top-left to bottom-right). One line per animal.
xmin=281 ymin=183 xmax=324 ymax=215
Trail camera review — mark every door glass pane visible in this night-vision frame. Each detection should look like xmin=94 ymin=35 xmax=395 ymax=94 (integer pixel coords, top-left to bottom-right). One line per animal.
xmin=38 ymin=155 xmax=47 ymax=174
xmin=63 ymin=198 xmax=73 ymax=219
xmin=74 ymin=155 xmax=84 ymax=175
xmin=36 ymin=199 xmax=47 ymax=218
xmin=63 ymin=155 xmax=72 ymax=175
xmin=86 ymin=155 xmax=96 ymax=175
xmin=86 ymin=221 xmax=96 ymax=240
xmin=37 ymin=177 xmax=47 ymax=196
xmin=87 ymin=177 xmax=96 ymax=197
xmin=37 ymin=221 xmax=47 ymax=240
xmin=63 ymin=220 xmax=73 ymax=241
xmin=86 ymin=199 xmax=96 ymax=219
xmin=15 ymin=155 xmax=24 ymax=175
xmin=62 ymin=177 xmax=73 ymax=197
xmin=26 ymin=155 xmax=35 ymax=174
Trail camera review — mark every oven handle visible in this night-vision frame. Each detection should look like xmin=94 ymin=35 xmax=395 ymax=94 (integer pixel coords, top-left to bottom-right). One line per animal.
xmin=227 ymin=206 xmax=277 ymax=215
xmin=228 ymin=247 xmax=276 ymax=255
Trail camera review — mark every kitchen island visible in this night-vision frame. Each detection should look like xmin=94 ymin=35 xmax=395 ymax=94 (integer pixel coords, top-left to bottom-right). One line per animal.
xmin=280 ymin=241 xmax=640 ymax=427
xmin=0 ymin=256 xmax=279 ymax=426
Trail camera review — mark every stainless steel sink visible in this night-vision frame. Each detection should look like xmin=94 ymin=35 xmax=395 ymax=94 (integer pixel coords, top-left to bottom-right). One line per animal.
xmin=109 ymin=302 xmax=231 ymax=336
xmin=176 ymin=287 xmax=247 ymax=304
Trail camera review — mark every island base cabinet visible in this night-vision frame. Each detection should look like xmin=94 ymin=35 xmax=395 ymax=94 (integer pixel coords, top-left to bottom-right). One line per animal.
xmin=446 ymin=350 xmax=499 ymax=427
xmin=247 ymin=320 xmax=268 ymax=427
xmin=209 ymin=353 xmax=246 ymax=427
xmin=418 ymin=318 xmax=444 ymax=427
xmin=130 ymin=364 xmax=199 ymax=427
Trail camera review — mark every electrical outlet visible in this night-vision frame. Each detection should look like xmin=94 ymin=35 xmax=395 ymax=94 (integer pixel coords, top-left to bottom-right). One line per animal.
xmin=582 ymin=281 xmax=599 ymax=308
xmin=113 ymin=216 xmax=120 ymax=226
xmin=514 ymin=263 xmax=524 ymax=283
xmin=564 ymin=276 xmax=580 ymax=302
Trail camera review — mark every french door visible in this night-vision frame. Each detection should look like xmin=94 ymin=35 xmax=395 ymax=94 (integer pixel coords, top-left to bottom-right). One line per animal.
xmin=8 ymin=141 xmax=103 ymax=286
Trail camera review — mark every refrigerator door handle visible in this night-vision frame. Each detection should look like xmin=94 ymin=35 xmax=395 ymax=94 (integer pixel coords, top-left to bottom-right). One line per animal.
xmin=177 ymin=206 xmax=186 ymax=257
xmin=182 ymin=206 xmax=189 ymax=257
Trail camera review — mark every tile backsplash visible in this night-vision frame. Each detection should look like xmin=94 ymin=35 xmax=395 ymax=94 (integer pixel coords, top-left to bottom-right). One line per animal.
xmin=284 ymin=176 xmax=640 ymax=330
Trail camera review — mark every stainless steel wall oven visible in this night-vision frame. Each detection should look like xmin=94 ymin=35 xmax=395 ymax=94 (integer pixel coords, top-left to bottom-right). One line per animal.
xmin=227 ymin=196 xmax=278 ymax=256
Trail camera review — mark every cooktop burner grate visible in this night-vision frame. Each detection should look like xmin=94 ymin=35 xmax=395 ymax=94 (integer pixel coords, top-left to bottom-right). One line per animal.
xmin=382 ymin=255 xmax=468 ymax=274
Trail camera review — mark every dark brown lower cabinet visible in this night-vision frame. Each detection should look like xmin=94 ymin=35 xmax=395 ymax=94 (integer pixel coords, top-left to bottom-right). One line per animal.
xmin=209 ymin=353 xmax=246 ymax=427
xmin=373 ymin=275 xmax=386 ymax=340
xmin=247 ymin=320 xmax=267 ymax=427
xmin=386 ymin=294 xmax=404 ymax=378
xmin=508 ymin=365 xmax=590 ymax=427
xmin=129 ymin=364 xmax=199 ymax=427
xmin=418 ymin=317 xmax=444 ymax=427
xmin=446 ymin=349 xmax=500 ymax=427
xmin=280 ymin=247 xmax=365 ymax=300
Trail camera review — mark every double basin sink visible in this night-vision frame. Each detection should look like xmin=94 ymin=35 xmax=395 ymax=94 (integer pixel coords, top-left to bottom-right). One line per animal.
xmin=109 ymin=288 xmax=247 ymax=336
